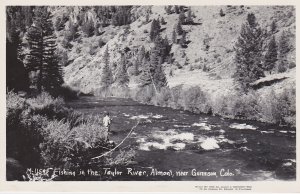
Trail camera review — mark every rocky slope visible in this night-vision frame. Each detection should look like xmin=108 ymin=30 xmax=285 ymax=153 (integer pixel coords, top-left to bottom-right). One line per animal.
xmin=53 ymin=5 xmax=295 ymax=95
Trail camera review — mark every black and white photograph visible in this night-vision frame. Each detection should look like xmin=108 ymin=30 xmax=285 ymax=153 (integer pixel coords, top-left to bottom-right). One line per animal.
xmin=4 ymin=2 xmax=298 ymax=191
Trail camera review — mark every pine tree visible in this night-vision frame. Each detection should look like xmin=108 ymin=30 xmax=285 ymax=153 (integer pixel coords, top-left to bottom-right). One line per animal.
xmin=150 ymin=19 xmax=161 ymax=41
xmin=179 ymin=10 xmax=186 ymax=24
xmin=234 ymin=13 xmax=265 ymax=92
xmin=138 ymin=45 xmax=146 ymax=63
xmin=150 ymin=38 xmax=168 ymax=90
xmin=145 ymin=13 xmax=150 ymax=23
xmin=176 ymin=22 xmax=184 ymax=35
xmin=82 ymin=19 xmax=94 ymax=37
xmin=264 ymin=36 xmax=278 ymax=74
xmin=138 ymin=60 xmax=152 ymax=88
xmin=132 ymin=58 xmax=139 ymax=76
xmin=270 ymin=20 xmax=277 ymax=34
xmin=101 ymin=63 xmax=113 ymax=88
xmin=172 ymin=29 xmax=177 ymax=44
xmin=278 ymin=30 xmax=290 ymax=57
xmin=186 ymin=7 xmax=194 ymax=24
xmin=103 ymin=46 xmax=110 ymax=66
xmin=174 ymin=5 xmax=180 ymax=14
xmin=162 ymin=35 xmax=171 ymax=63
xmin=165 ymin=6 xmax=172 ymax=14
xmin=160 ymin=17 xmax=166 ymax=25
xmin=26 ymin=7 xmax=63 ymax=94
xmin=138 ymin=41 xmax=168 ymax=91
xmin=179 ymin=31 xmax=187 ymax=47
xmin=219 ymin=9 xmax=225 ymax=17
xmin=277 ymin=30 xmax=290 ymax=72
xmin=115 ymin=54 xmax=129 ymax=86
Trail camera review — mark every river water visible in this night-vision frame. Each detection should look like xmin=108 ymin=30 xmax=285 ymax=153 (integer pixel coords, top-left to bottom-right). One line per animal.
xmin=66 ymin=96 xmax=296 ymax=181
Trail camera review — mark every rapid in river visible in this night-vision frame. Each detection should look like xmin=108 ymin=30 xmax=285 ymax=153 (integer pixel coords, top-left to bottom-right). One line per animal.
xmin=66 ymin=96 xmax=296 ymax=181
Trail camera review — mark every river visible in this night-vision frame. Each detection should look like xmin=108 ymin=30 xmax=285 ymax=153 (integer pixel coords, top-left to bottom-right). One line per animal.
xmin=66 ymin=96 xmax=296 ymax=181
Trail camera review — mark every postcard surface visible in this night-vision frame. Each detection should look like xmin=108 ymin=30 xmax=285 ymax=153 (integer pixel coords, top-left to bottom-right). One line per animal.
xmin=1 ymin=0 xmax=299 ymax=192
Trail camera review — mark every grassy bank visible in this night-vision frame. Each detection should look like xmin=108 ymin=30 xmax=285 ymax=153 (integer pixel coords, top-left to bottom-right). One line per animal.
xmin=6 ymin=91 xmax=135 ymax=181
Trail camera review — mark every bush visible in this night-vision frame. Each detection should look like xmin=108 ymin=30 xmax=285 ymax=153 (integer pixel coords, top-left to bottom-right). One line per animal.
xmin=98 ymin=38 xmax=106 ymax=48
xmin=6 ymin=91 xmax=45 ymax=167
xmin=40 ymin=116 xmax=107 ymax=168
xmin=134 ymin=85 xmax=156 ymax=104
xmin=257 ymin=89 xmax=282 ymax=124
xmin=94 ymin=86 xmax=131 ymax=98
xmin=152 ymin=87 xmax=172 ymax=107
xmin=169 ymin=85 xmax=184 ymax=109
xmin=289 ymin=62 xmax=296 ymax=69
xmin=182 ymin=86 xmax=211 ymax=114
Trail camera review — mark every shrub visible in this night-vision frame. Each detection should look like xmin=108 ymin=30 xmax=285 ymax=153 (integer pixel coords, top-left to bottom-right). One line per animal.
xmin=98 ymin=38 xmax=106 ymax=48
xmin=6 ymin=91 xmax=45 ymax=167
xmin=257 ymin=89 xmax=282 ymax=124
xmin=152 ymin=87 xmax=172 ymax=107
xmin=182 ymin=86 xmax=211 ymax=114
xmin=134 ymin=85 xmax=156 ymax=104
xmin=289 ymin=62 xmax=296 ymax=69
xmin=169 ymin=85 xmax=184 ymax=109
xmin=94 ymin=86 xmax=131 ymax=98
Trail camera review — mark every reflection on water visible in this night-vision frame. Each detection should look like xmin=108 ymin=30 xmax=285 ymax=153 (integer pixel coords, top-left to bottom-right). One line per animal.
xmin=66 ymin=96 xmax=296 ymax=181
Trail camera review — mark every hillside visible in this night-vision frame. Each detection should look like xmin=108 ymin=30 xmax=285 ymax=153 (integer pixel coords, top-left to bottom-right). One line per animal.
xmin=53 ymin=5 xmax=296 ymax=96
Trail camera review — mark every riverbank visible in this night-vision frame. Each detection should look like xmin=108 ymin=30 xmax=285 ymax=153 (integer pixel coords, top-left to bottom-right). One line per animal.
xmin=92 ymin=82 xmax=295 ymax=128
xmin=6 ymin=91 xmax=135 ymax=181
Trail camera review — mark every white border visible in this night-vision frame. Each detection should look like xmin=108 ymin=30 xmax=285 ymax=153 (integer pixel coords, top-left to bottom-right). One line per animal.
xmin=0 ymin=0 xmax=299 ymax=192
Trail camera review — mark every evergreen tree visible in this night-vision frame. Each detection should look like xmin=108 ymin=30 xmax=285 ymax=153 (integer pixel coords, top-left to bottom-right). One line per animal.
xmin=160 ymin=17 xmax=166 ymax=25
xmin=138 ymin=45 xmax=146 ymax=63
xmin=174 ymin=5 xmax=180 ymax=14
xmin=138 ymin=40 xmax=168 ymax=90
xmin=219 ymin=9 xmax=225 ymax=17
xmin=179 ymin=10 xmax=186 ymax=24
xmin=111 ymin=6 xmax=132 ymax=26
xmin=101 ymin=63 xmax=113 ymax=88
xmin=151 ymin=47 xmax=168 ymax=90
xmin=264 ymin=36 xmax=278 ymax=74
xmin=234 ymin=13 xmax=265 ymax=91
xmin=132 ymin=58 xmax=139 ymax=76
xmin=26 ymin=7 xmax=63 ymax=94
xmin=150 ymin=37 xmax=168 ymax=90
xmin=115 ymin=54 xmax=129 ymax=86
xmin=179 ymin=31 xmax=187 ymax=47
xmin=270 ymin=20 xmax=277 ymax=34
xmin=165 ymin=6 xmax=172 ymax=14
xmin=103 ymin=46 xmax=110 ymax=66
xmin=150 ymin=19 xmax=161 ymax=41
xmin=277 ymin=30 xmax=290 ymax=72
xmin=186 ymin=7 xmax=194 ymax=24
xmin=176 ymin=22 xmax=184 ymax=35
xmin=82 ymin=19 xmax=94 ymax=37
xmin=172 ymin=29 xmax=177 ymax=44
xmin=138 ymin=60 xmax=152 ymax=88
xmin=145 ymin=13 xmax=150 ymax=23
xmin=278 ymin=30 xmax=290 ymax=56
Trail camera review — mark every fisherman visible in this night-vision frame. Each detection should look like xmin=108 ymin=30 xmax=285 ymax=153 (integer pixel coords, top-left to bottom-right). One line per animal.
xmin=103 ymin=112 xmax=112 ymax=137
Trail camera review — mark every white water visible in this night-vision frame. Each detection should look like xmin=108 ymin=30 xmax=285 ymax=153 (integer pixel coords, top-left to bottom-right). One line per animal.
xmin=229 ymin=123 xmax=257 ymax=130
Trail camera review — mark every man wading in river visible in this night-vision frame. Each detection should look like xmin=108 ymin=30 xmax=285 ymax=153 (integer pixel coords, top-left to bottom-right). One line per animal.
xmin=103 ymin=112 xmax=112 ymax=140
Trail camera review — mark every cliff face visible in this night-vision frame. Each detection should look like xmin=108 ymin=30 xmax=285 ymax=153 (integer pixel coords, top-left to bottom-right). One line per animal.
xmin=51 ymin=5 xmax=295 ymax=95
